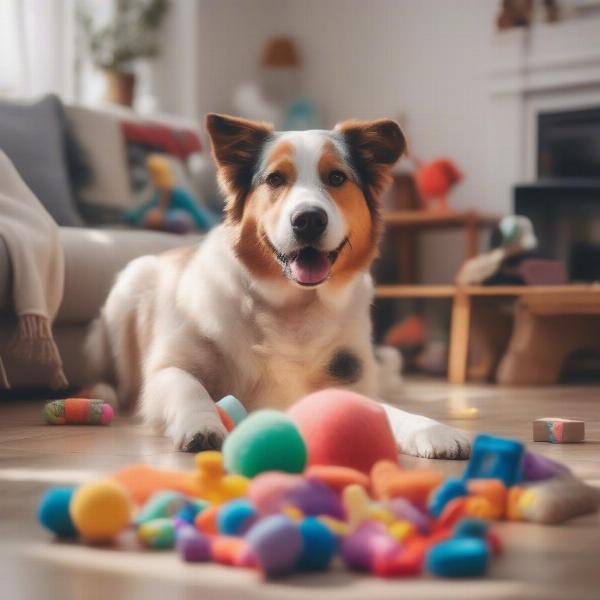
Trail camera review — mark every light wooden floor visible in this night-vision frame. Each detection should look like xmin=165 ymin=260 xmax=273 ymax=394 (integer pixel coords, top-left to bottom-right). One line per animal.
xmin=1 ymin=380 xmax=599 ymax=600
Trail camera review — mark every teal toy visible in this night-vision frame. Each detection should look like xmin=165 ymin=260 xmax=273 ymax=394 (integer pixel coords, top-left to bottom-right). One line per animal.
xmin=463 ymin=434 xmax=524 ymax=487
xmin=124 ymin=154 xmax=217 ymax=234
xmin=134 ymin=491 xmax=188 ymax=526
xmin=217 ymin=395 xmax=247 ymax=427
xmin=222 ymin=410 xmax=307 ymax=478
xmin=453 ymin=518 xmax=490 ymax=540
xmin=137 ymin=517 xmax=176 ymax=549
xmin=38 ymin=487 xmax=77 ymax=538
xmin=425 ymin=538 xmax=490 ymax=578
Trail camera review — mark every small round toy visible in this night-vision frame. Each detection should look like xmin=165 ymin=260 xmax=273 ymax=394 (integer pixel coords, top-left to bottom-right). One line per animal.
xmin=137 ymin=517 xmax=176 ymax=549
xmin=38 ymin=487 xmax=77 ymax=538
xmin=245 ymin=514 xmax=303 ymax=578
xmin=44 ymin=398 xmax=113 ymax=426
xmin=296 ymin=517 xmax=337 ymax=571
xmin=69 ymin=480 xmax=132 ymax=542
xmin=218 ymin=499 xmax=258 ymax=535
xmin=176 ymin=525 xmax=212 ymax=562
xmin=287 ymin=389 xmax=397 ymax=474
xmin=425 ymin=538 xmax=490 ymax=578
xmin=223 ymin=410 xmax=307 ymax=477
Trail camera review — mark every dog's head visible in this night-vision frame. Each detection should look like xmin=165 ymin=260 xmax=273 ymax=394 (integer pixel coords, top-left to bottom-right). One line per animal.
xmin=206 ymin=114 xmax=405 ymax=288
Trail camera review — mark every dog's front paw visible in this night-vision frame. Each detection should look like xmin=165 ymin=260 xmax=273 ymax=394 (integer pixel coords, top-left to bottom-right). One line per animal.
xmin=400 ymin=423 xmax=471 ymax=459
xmin=168 ymin=413 xmax=228 ymax=453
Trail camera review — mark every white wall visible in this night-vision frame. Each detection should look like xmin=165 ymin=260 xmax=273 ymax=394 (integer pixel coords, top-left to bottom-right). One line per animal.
xmin=161 ymin=0 xmax=500 ymax=281
xmin=286 ymin=0 xmax=499 ymax=282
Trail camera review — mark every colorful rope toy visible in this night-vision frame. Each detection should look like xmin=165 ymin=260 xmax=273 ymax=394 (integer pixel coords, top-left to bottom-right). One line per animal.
xmin=44 ymin=398 xmax=114 ymax=426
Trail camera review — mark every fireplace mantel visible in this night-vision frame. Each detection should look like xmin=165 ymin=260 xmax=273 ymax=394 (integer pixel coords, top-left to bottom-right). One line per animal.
xmin=486 ymin=16 xmax=600 ymax=213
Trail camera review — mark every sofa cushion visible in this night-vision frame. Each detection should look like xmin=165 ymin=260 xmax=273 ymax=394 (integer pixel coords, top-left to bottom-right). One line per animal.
xmin=0 ymin=95 xmax=84 ymax=226
xmin=0 ymin=228 xmax=202 ymax=324
xmin=57 ymin=228 xmax=202 ymax=324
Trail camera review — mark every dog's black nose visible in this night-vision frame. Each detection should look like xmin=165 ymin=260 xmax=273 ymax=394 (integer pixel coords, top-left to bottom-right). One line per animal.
xmin=291 ymin=207 xmax=328 ymax=243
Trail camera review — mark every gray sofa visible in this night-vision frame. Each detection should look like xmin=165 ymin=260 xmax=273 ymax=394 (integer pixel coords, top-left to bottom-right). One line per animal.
xmin=0 ymin=97 xmax=213 ymax=390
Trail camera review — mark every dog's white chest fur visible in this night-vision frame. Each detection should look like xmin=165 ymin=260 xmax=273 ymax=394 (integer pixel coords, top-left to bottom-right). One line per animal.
xmin=177 ymin=227 xmax=376 ymax=411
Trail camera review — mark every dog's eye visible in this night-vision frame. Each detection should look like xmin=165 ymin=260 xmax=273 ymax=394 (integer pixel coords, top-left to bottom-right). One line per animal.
xmin=328 ymin=170 xmax=347 ymax=187
xmin=266 ymin=172 xmax=285 ymax=188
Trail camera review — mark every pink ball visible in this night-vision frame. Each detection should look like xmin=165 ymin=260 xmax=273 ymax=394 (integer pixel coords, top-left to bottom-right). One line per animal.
xmin=287 ymin=388 xmax=398 ymax=474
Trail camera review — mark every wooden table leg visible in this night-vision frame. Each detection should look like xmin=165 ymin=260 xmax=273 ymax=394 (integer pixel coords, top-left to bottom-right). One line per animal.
xmin=448 ymin=292 xmax=471 ymax=384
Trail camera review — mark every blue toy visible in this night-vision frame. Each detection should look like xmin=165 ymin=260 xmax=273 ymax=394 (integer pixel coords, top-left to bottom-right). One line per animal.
xmin=463 ymin=434 xmax=524 ymax=487
xmin=425 ymin=538 xmax=490 ymax=578
xmin=428 ymin=477 xmax=468 ymax=517
xmin=124 ymin=154 xmax=217 ymax=234
xmin=38 ymin=487 xmax=77 ymax=538
xmin=218 ymin=499 xmax=258 ymax=536
xmin=176 ymin=499 xmax=209 ymax=525
xmin=296 ymin=517 xmax=338 ymax=571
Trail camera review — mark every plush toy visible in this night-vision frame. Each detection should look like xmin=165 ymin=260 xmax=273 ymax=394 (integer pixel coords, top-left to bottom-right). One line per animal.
xmin=124 ymin=154 xmax=217 ymax=234
xmin=287 ymin=388 xmax=397 ymax=474
xmin=455 ymin=215 xmax=567 ymax=286
xmin=411 ymin=154 xmax=463 ymax=211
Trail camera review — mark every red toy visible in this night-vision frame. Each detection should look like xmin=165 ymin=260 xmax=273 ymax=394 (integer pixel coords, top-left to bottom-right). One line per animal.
xmin=287 ymin=389 xmax=398 ymax=474
xmin=413 ymin=157 xmax=463 ymax=211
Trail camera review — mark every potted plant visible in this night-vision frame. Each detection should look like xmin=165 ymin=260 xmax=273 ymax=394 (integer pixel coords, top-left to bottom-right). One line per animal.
xmin=77 ymin=0 xmax=169 ymax=106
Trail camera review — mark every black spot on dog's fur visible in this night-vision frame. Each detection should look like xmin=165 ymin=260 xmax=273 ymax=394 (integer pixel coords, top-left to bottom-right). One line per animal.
xmin=328 ymin=349 xmax=362 ymax=384
xmin=183 ymin=431 xmax=224 ymax=453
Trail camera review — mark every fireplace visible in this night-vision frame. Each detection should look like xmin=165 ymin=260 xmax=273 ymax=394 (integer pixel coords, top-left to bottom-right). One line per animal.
xmin=514 ymin=106 xmax=600 ymax=281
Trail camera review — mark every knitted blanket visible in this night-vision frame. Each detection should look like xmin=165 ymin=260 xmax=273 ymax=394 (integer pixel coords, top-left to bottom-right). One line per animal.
xmin=0 ymin=150 xmax=67 ymax=388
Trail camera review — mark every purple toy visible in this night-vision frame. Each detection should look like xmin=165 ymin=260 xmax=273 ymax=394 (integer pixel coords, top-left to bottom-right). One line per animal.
xmin=385 ymin=498 xmax=431 ymax=534
xmin=245 ymin=515 xmax=303 ymax=578
xmin=176 ymin=526 xmax=211 ymax=562
xmin=340 ymin=522 xmax=398 ymax=572
xmin=522 ymin=450 xmax=571 ymax=482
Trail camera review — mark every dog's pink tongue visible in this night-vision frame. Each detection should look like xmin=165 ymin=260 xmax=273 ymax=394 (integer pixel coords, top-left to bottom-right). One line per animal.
xmin=290 ymin=250 xmax=331 ymax=285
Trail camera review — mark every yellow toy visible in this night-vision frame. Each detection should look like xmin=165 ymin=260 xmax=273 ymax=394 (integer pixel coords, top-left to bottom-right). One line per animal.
xmin=69 ymin=480 xmax=132 ymax=542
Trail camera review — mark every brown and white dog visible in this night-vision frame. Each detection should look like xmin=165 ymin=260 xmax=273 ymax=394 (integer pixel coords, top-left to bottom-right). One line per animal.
xmin=85 ymin=114 xmax=470 ymax=459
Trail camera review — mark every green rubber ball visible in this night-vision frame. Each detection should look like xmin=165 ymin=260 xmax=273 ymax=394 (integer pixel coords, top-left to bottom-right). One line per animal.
xmin=223 ymin=410 xmax=307 ymax=477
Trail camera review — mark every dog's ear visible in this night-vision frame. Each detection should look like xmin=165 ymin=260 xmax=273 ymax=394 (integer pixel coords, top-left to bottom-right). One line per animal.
xmin=335 ymin=119 xmax=406 ymax=199
xmin=206 ymin=113 xmax=273 ymax=222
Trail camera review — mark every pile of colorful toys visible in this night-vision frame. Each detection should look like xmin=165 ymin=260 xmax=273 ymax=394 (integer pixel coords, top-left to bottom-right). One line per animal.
xmin=37 ymin=389 xmax=600 ymax=580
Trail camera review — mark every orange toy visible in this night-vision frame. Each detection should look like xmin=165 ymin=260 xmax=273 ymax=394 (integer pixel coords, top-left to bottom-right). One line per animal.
xmin=195 ymin=505 xmax=219 ymax=534
xmin=112 ymin=464 xmax=203 ymax=505
xmin=467 ymin=479 xmax=507 ymax=520
xmin=112 ymin=451 xmax=248 ymax=506
xmin=304 ymin=465 xmax=370 ymax=493
xmin=211 ymin=536 xmax=248 ymax=566
xmin=370 ymin=461 xmax=443 ymax=504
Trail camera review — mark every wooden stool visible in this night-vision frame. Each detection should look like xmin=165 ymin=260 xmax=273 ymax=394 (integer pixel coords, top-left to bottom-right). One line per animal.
xmin=497 ymin=295 xmax=600 ymax=385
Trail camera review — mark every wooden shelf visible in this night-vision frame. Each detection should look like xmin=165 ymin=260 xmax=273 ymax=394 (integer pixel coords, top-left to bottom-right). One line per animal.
xmin=375 ymin=285 xmax=457 ymax=298
xmin=375 ymin=284 xmax=600 ymax=299
xmin=383 ymin=209 xmax=499 ymax=228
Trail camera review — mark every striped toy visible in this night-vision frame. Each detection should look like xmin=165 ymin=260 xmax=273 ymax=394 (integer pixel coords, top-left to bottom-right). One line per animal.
xmin=44 ymin=398 xmax=114 ymax=426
